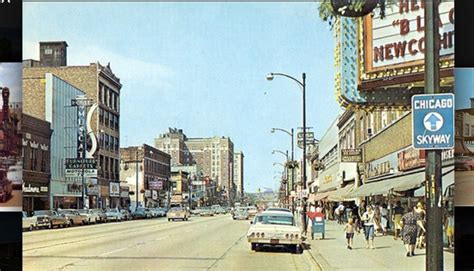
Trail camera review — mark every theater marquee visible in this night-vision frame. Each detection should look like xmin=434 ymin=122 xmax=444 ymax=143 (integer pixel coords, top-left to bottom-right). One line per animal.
xmin=358 ymin=0 xmax=454 ymax=88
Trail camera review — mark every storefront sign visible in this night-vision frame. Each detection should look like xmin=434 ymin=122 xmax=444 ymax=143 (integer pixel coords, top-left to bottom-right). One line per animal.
xmin=367 ymin=1 xmax=453 ymax=69
xmin=109 ymin=182 xmax=120 ymax=197
xmin=65 ymin=158 xmax=97 ymax=169
xmin=152 ymin=190 xmax=158 ymax=200
xmin=86 ymin=178 xmax=99 ymax=196
xmin=360 ymin=1 xmax=454 ymax=83
xmin=367 ymin=161 xmax=393 ymax=178
xmin=398 ymin=148 xmax=426 ymax=171
xmin=341 ymin=149 xmax=362 ymax=163
xmin=148 ymin=180 xmax=163 ymax=190
xmin=22 ymin=183 xmax=48 ymax=194
xmin=120 ymin=191 xmax=129 ymax=198
xmin=67 ymin=183 xmax=83 ymax=193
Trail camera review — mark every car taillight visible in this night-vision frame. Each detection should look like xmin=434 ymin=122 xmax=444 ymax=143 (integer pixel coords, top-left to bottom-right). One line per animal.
xmin=286 ymin=234 xmax=290 ymax=239
xmin=295 ymin=234 xmax=299 ymax=239
xmin=250 ymin=232 xmax=255 ymax=237
xmin=256 ymin=233 xmax=260 ymax=238
xmin=290 ymin=234 xmax=294 ymax=239
xmin=261 ymin=233 xmax=265 ymax=238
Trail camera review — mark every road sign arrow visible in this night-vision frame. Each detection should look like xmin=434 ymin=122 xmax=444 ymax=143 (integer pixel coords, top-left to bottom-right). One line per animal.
xmin=426 ymin=113 xmax=441 ymax=130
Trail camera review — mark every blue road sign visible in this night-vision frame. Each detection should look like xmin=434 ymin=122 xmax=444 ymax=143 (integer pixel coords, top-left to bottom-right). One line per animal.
xmin=412 ymin=93 xmax=455 ymax=149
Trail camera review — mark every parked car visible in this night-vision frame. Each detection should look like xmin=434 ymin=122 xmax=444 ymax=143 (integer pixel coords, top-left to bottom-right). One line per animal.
xmin=156 ymin=207 xmax=167 ymax=217
xmin=59 ymin=209 xmax=87 ymax=226
xmin=22 ymin=211 xmax=37 ymax=231
xmin=199 ymin=207 xmax=214 ymax=217
xmin=455 ymin=156 xmax=474 ymax=171
xmin=0 ymin=169 xmax=12 ymax=203
xmin=7 ymin=165 xmax=22 ymax=189
xmin=149 ymin=208 xmax=160 ymax=218
xmin=232 ymin=208 xmax=249 ymax=220
xmin=120 ymin=209 xmax=132 ymax=221
xmin=265 ymin=207 xmax=292 ymax=213
xmin=132 ymin=208 xmax=147 ymax=219
xmin=215 ymin=207 xmax=227 ymax=215
xmin=105 ymin=208 xmax=123 ymax=222
xmin=190 ymin=208 xmax=201 ymax=216
xmin=246 ymin=206 xmax=258 ymax=217
xmin=91 ymin=209 xmax=108 ymax=223
xmin=247 ymin=211 xmax=302 ymax=253
xmin=33 ymin=210 xmax=69 ymax=229
xmin=77 ymin=209 xmax=93 ymax=224
xmin=167 ymin=207 xmax=190 ymax=221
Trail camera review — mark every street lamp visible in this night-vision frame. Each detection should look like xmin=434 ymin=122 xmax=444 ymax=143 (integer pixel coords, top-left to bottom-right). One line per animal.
xmin=267 ymin=72 xmax=308 ymax=235
xmin=266 ymin=73 xmax=307 ymax=191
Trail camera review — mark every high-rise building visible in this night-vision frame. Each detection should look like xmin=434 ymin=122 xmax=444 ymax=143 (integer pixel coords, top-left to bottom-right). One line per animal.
xmin=23 ymin=41 xmax=122 ymax=209
xmin=155 ymin=129 xmax=235 ymax=202
xmin=233 ymin=151 xmax=244 ymax=199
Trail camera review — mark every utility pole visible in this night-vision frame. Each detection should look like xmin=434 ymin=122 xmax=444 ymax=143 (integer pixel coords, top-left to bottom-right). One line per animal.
xmin=424 ymin=0 xmax=443 ymax=270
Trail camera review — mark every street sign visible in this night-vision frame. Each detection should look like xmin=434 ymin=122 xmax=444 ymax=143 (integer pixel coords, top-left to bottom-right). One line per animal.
xmin=412 ymin=93 xmax=454 ymax=149
xmin=297 ymin=132 xmax=314 ymax=140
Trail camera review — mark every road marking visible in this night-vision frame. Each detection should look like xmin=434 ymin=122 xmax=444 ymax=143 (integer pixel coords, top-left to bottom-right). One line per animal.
xmin=99 ymin=246 xmax=130 ymax=256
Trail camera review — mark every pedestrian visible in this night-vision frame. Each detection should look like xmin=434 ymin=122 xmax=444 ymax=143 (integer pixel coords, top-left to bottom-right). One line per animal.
xmin=444 ymin=210 xmax=454 ymax=248
xmin=351 ymin=204 xmax=360 ymax=233
xmin=380 ymin=203 xmax=389 ymax=236
xmin=392 ymin=201 xmax=404 ymax=240
xmin=336 ymin=202 xmax=345 ymax=224
xmin=361 ymin=205 xmax=376 ymax=249
xmin=373 ymin=202 xmax=382 ymax=236
xmin=343 ymin=218 xmax=356 ymax=250
xmin=358 ymin=200 xmax=367 ymax=234
xmin=401 ymin=203 xmax=426 ymax=257
xmin=416 ymin=202 xmax=427 ymax=249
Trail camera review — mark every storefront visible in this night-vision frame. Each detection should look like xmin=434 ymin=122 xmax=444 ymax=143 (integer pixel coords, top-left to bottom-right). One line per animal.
xmin=23 ymin=182 xmax=49 ymax=215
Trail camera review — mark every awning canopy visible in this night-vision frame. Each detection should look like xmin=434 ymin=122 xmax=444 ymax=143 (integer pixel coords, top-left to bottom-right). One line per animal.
xmin=393 ymin=166 xmax=454 ymax=192
xmin=328 ymin=184 xmax=354 ymax=202
xmin=313 ymin=189 xmax=336 ymax=201
xmin=345 ymin=180 xmax=396 ymax=198
xmin=414 ymin=169 xmax=455 ymax=197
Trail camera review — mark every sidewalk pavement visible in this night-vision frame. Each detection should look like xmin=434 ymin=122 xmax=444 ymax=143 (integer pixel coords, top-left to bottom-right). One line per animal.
xmin=302 ymin=219 xmax=454 ymax=271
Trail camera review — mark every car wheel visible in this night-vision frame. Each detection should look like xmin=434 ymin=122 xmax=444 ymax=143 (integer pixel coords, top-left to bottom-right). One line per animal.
xmin=29 ymin=225 xmax=33 ymax=231
xmin=251 ymin=243 xmax=257 ymax=251
xmin=48 ymin=222 xmax=53 ymax=229
xmin=468 ymin=166 xmax=472 ymax=171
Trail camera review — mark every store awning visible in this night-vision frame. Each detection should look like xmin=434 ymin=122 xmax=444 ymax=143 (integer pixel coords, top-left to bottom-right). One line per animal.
xmin=313 ymin=190 xmax=336 ymax=201
xmin=345 ymin=180 xmax=396 ymax=198
xmin=393 ymin=166 xmax=454 ymax=192
xmin=414 ymin=169 xmax=455 ymax=197
xmin=328 ymin=184 xmax=354 ymax=202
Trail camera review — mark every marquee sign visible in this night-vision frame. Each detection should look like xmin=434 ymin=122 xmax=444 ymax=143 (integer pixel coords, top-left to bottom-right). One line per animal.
xmin=359 ymin=0 xmax=454 ymax=85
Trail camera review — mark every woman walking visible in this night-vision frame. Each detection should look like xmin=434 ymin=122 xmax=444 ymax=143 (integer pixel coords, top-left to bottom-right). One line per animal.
xmin=380 ymin=203 xmax=389 ymax=236
xmin=361 ymin=205 xmax=376 ymax=249
xmin=392 ymin=201 xmax=404 ymax=240
xmin=401 ymin=204 xmax=426 ymax=257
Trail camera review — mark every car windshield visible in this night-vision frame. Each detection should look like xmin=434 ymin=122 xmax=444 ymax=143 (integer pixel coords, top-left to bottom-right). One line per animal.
xmin=170 ymin=207 xmax=182 ymax=211
xmin=34 ymin=210 xmax=53 ymax=216
xmin=257 ymin=215 xmax=294 ymax=226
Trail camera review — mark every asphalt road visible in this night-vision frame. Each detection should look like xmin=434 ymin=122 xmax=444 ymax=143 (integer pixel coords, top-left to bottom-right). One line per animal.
xmin=23 ymin=215 xmax=314 ymax=271
xmin=455 ymin=170 xmax=474 ymax=206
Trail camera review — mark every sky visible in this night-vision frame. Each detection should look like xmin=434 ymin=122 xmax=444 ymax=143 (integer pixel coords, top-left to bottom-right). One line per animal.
xmin=23 ymin=2 xmax=343 ymax=193
xmin=0 ymin=63 xmax=22 ymax=103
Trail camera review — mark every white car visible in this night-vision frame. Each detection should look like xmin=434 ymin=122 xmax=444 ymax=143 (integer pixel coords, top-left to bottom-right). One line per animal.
xmin=247 ymin=211 xmax=302 ymax=253
xmin=22 ymin=211 xmax=37 ymax=231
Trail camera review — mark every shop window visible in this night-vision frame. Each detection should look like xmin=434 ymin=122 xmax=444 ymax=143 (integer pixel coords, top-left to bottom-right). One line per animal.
xmin=465 ymin=124 xmax=470 ymax=137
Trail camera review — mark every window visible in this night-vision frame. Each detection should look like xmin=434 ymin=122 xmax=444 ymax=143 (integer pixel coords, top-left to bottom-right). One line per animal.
xmin=381 ymin=111 xmax=388 ymax=128
xmin=30 ymin=148 xmax=37 ymax=170
xmin=109 ymin=90 xmax=113 ymax=108
xmin=99 ymin=108 xmax=104 ymax=124
xmin=44 ymin=48 xmax=53 ymax=55
xmin=466 ymin=124 xmax=470 ymax=137
xmin=104 ymin=111 xmax=109 ymax=127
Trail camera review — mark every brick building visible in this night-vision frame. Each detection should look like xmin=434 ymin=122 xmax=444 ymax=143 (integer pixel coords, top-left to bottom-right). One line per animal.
xmin=22 ymin=114 xmax=52 ymax=214
xmin=155 ymin=128 xmax=236 ymax=203
xmin=23 ymin=41 xmax=121 ymax=208
xmin=120 ymin=144 xmax=171 ymax=209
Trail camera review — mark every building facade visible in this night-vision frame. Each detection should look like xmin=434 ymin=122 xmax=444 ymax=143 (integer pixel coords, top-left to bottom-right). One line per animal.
xmin=120 ymin=144 xmax=171 ymax=210
xmin=22 ymin=114 xmax=52 ymax=214
xmin=23 ymin=41 xmax=122 ymax=208
xmin=233 ymin=151 xmax=244 ymax=200
xmin=155 ymin=128 xmax=236 ymax=204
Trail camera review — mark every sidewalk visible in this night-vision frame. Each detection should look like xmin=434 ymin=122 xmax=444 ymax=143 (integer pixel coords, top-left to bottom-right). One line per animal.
xmin=303 ymin=219 xmax=454 ymax=271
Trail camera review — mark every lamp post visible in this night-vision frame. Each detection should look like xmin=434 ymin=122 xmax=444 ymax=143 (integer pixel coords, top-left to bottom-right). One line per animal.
xmin=135 ymin=147 xmax=141 ymax=211
xmin=267 ymin=72 xmax=307 ymax=234
xmin=271 ymin=128 xmax=295 ymax=211
xmin=272 ymin=150 xmax=289 ymax=208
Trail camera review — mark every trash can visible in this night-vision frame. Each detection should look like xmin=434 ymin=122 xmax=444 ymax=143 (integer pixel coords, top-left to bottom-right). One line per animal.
xmin=310 ymin=212 xmax=325 ymax=240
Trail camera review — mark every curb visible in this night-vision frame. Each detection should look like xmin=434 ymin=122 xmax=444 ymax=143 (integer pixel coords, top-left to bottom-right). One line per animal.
xmin=302 ymin=243 xmax=323 ymax=271
xmin=302 ymin=242 xmax=334 ymax=271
